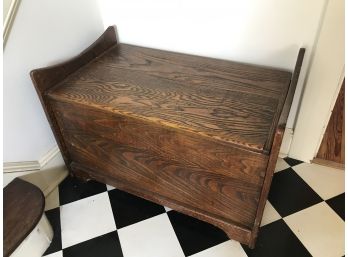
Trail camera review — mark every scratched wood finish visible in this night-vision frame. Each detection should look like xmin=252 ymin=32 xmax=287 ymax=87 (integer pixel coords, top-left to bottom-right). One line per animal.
xmin=71 ymin=161 xmax=253 ymax=245
xmin=250 ymin=48 xmax=305 ymax=245
xmin=30 ymin=26 xmax=118 ymax=168
xmin=51 ymin=100 xmax=268 ymax=227
xmin=49 ymin=43 xmax=292 ymax=153
xmin=4 ymin=178 xmax=45 ymax=257
xmin=30 ymin=26 xmax=305 ymax=248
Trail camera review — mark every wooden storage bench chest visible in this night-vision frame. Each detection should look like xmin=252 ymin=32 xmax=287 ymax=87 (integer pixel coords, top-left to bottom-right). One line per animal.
xmin=31 ymin=26 xmax=304 ymax=248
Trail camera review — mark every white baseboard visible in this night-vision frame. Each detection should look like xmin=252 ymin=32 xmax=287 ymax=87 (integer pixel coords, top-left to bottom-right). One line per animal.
xmin=4 ymin=145 xmax=60 ymax=173
xmin=3 ymin=161 xmax=40 ymax=173
xmin=279 ymin=127 xmax=293 ymax=157
xmin=20 ymin=167 xmax=68 ymax=196
xmin=38 ymin=146 xmax=60 ymax=168
xmin=3 ymin=145 xmax=68 ymax=194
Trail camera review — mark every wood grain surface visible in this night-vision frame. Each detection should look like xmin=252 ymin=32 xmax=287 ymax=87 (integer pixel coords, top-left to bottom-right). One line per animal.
xmin=51 ymin=100 xmax=268 ymax=229
xmin=30 ymin=26 xmax=305 ymax=248
xmin=71 ymin=161 xmax=254 ymax=246
xmin=30 ymin=26 xmax=118 ymax=168
xmin=4 ymin=178 xmax=45 ymax=257
xmin=49 ymin=43 xmax=292 ymax=153
xmin=316 ymin=81 xmax=344 ymax=165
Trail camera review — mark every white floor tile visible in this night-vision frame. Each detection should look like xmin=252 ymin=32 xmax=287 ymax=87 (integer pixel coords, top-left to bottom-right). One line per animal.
xmin=261 ymin=201 xmax=281 ymax=226
xmin=118 ymin=213 xmax=185 ymax=257
xmin=45 ymin=187 xmax=60 ymax=211
xmin=106 ymin=184 xmax=115 ymax=191
xmin=164 ymin=206 xmax=172 ymax=212
xmin=292 ymin=162 xmax=344 ymax=200
xmin=189 ymin=240 xmax=247 ymax=257
xmin=44 ymin=251 xmax=63 ymax=257
xmin=284 ymin=202 xmax=344 ymax=257
xmin=274 ymin=158 xmax=290 ymax=173
xmin=60 ymin=192 xmax=116 ymax=248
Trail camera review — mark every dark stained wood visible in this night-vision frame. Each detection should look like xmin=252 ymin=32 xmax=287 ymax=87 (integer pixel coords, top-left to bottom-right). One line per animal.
xmin=30 ymin=26 xmax=118 ymax=167
xmin=312 ymin=158 xmax=344 ymax=170
xmin=71 ymin=161 xmax=254 ymax=245
xmin=30 ymin=26 xmax=305 ymax=248
xmin=30 ymin=26 xmax=117 ymax=93
xmin=250 ymin=126 xmax=285 ymax=247
xmin=51 ymin=100 xmax=268 ymax=228
xmin=316 ymin=81 xmax=344 ymax=166
xmin=4 ymin=178 xmax=45 ymax=257
xmin=278 ymin=48 xmax=306 ymax=128
xmin=265 ymin=48 xmax=305 ymax=151
xmin=249 ymin=49 xmax=305 ymax=247
xmin=48 ymin=43 xmax=292 ymax=153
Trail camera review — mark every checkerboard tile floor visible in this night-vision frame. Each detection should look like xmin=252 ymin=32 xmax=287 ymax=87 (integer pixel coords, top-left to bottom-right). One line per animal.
xmin=43 ymin=158 xmax=345 ymax=257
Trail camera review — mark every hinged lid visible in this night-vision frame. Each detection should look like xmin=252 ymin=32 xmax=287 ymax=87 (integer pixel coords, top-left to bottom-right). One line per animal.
xmin=48 ymin=43 xmax=292 ymax=153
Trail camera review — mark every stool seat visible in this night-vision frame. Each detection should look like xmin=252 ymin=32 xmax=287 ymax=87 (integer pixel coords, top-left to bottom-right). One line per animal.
xmin=4 ymin=178 xmax=45 ymax=257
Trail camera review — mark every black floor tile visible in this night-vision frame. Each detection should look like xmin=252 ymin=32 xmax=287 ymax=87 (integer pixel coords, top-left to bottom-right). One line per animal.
xmin=242 ymin=219 xmax=311 ymax=257
xmin=43 ymin=207 xmax=61 ymax=255
xmin=283 ymin=157 xmax=303 ymax=167
xmin=108 ymin=189 xmax=165 ymax=229
xmin=59 ymin=176 xmax=107 ymax=205
xmin=167 ymin=210 xmax=228 ymax=256
xmin=326 ymin=193 xmax=345 ymax=220
xmin=63 ymin=231 xmax=123 ymax=257
xmin=268 ymin=168 xmax=322 ymax=217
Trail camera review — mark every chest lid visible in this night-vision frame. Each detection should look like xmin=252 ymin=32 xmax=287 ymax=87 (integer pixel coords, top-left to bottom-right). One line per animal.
xmin=47 ymin=43 xmax=292 ymax=153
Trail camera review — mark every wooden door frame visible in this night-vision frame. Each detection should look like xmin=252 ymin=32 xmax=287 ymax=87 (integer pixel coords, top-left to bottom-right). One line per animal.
xmin=312 ymin=81 xmax=344 ymax=169
xmin=288 ymin=0 xmax=344 ymax=163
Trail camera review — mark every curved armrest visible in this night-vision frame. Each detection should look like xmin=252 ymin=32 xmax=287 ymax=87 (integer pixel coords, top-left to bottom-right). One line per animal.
xmin=29 ymin=26 xmax=118 ymax=168
xmin=30 ymin=26 xmax=118 ymax=94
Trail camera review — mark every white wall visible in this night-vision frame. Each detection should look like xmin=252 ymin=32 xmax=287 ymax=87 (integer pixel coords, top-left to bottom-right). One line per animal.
xmin=98 ymin=0 xmax=327 ymax=129
xmin=3 ymin=0 xmax=104 ymax=162
xmin=4 ymin=0 xmax=331 ymax=165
